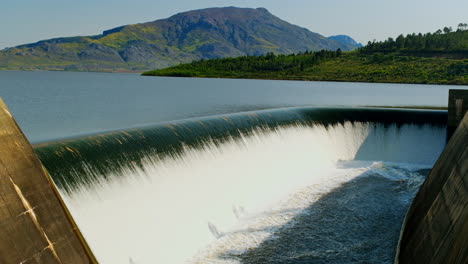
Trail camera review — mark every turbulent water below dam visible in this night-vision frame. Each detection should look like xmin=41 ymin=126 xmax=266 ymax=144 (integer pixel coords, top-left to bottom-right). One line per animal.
xmin=33 ymin=107 xmax=447 ymax=264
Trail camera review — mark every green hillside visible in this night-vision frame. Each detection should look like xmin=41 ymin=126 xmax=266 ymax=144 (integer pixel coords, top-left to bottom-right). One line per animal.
xmin=143 ymin=26 xmax=468 ymax=85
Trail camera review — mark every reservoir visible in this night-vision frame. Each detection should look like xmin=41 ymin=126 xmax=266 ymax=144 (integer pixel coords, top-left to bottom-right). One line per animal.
xmin=0 ymin=70 xmax=464 ymax=263
xmin=0 ymin=70 xmax=455 ymax=143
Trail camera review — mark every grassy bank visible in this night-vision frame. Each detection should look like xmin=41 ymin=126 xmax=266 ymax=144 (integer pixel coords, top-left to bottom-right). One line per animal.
xmin=142 ymin=52 xmax=468 ymax=85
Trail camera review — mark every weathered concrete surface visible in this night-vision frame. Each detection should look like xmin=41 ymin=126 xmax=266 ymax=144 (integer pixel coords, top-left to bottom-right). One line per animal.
xmin=396 ymin=112 xmax=468 ymax=264
xmin=447 ymin=89 xmax=468 ymax=141
xmin=0 ymin=98 xmax=97 ymax=264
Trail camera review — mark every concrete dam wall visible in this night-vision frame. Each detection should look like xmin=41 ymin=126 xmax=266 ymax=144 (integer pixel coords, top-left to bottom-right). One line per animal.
xmin=0 ymin=98 xmax=96 ymax=263
xmin=0 ymin=88 xmax=467 ymax=263
xmin=396 ymin=91 xmax=468 ymax=264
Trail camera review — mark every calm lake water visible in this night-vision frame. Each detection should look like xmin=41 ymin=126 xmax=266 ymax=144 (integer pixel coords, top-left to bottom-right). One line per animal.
xmin=0 ymin=70 xmax=461 ymax=142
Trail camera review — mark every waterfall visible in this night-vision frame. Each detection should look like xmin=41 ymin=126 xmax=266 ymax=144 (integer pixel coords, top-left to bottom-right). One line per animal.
xmin=33 ymin=107 xmax=446 ymax=264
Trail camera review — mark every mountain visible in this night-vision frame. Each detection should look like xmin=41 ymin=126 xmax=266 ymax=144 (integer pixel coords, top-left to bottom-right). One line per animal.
xmin=0 ymin=7 xmax=361 ymax=72
xmin=328 ymin=35 xmax=363 ymax=48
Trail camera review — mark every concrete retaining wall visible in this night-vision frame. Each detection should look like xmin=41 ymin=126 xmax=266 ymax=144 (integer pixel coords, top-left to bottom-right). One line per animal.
xmin=0 ymin=98 xmax=96 ymax=264
xmin=395 ymin=112 xmax=468 ymax=264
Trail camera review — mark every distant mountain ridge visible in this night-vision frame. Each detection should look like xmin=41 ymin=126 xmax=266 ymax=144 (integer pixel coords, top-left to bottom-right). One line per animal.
xmin=0 ymin=7 xmax=361 ymax=72
xmin=328 ymin=35 xmax=363 ymax=48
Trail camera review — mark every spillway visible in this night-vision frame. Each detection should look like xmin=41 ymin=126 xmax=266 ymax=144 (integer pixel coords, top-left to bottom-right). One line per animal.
xmin=33 ymin=107 xmax=447 ymax=264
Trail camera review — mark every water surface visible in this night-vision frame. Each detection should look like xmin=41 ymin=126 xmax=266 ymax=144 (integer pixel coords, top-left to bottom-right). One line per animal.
xmin=0 ymin=70 xmax=458 ymax=142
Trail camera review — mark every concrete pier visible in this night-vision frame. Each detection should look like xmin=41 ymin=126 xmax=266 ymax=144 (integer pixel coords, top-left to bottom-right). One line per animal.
xmin=0 ymin=98 xmax=96 ymax=264
xmin=447 ymin=89 xmax=468 ymax=141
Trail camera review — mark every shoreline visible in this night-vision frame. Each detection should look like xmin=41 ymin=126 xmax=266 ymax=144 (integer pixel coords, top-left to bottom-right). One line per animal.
xmin=2 ymin=68 xmax=466 ymax=87
xmin=141 ymin=74 xmax=468 ymax=86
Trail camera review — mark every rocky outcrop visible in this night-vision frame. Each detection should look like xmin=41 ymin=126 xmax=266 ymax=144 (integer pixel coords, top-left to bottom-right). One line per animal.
xmin=78 ymin=43 xmax=123 ymax=62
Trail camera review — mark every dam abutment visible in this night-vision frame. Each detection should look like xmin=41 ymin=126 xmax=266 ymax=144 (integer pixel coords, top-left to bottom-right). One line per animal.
xmin=0 ymin=98 xmax=96 ymax=263
xmin=396 ymin=89 xmax=468 ymax=264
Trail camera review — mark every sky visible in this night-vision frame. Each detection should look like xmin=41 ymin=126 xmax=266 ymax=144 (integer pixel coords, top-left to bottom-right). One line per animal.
xmin=1 ymin=0 xmax=467 ymax=49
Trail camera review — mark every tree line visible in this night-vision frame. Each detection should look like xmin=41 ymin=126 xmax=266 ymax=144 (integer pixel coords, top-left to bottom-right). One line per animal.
xmin=184 ymin=49 xmax=342 ymax=73
xmin=360 ymin=23 xmax=468 ymax=52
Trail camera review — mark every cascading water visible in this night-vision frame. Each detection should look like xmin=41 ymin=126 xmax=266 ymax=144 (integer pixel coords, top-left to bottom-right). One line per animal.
xmin=33 ymin=107 xmax=447 ymax=264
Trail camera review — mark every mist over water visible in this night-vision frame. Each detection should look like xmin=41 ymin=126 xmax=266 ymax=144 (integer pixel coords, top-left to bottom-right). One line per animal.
xmin=34 ymin=108 xmax=446 ymax=264
xmin=63 ymin=124 xmax=367 ymax=263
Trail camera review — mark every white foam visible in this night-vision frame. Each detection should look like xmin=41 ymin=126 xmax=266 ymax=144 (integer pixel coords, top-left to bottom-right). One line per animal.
xmin=60 ymin=122 xmax=441 ymax=264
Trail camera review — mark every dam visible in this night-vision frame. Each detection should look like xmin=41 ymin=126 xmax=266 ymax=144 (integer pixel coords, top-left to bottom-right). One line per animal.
xmin=0 ymin=90 xmax=467 ymax=263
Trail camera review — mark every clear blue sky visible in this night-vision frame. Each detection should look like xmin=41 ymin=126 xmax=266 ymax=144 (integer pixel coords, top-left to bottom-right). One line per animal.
xmin=1 ymin=0 xmax=467 ymax=49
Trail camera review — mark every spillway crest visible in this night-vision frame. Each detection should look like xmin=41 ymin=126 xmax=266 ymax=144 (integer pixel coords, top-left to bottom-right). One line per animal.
xmin=34 ymin=107 xmax=447 ymax=264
